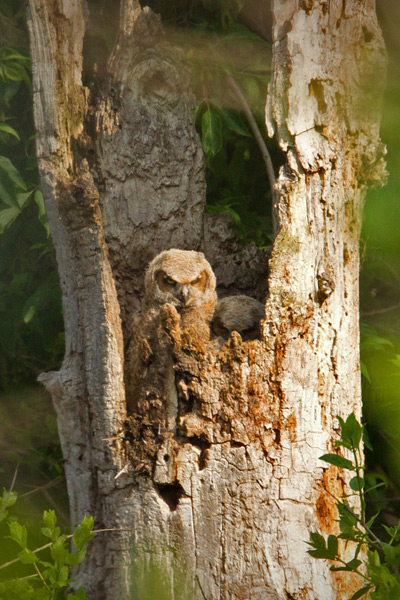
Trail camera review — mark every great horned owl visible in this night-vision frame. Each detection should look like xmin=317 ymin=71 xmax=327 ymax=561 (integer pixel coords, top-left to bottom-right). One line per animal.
xmin=212 ymin=295 xmax=264 ymax=342
xmin=126 ymin=249 xmax=216 ymax=420
xmin=144 ymin=249 xmax=217 ymax=323
xmin=129 ymin=249 xmax=216 ymax=370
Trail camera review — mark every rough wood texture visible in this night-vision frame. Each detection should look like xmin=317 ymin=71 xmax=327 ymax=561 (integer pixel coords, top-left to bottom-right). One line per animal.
xmin=27 ymin=0 xmax=386 ymax=598
xmin=93 ymin=1 xmax=268 ymax=327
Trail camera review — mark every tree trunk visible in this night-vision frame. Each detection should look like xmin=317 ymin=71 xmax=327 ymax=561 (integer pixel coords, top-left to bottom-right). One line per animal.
xmin=27 ymin=0 xmax=386 ymax=599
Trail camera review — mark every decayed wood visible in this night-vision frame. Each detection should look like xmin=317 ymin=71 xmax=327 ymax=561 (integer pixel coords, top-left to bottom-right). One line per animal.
xmin=27 ymin=0 xmax=386 ymax=598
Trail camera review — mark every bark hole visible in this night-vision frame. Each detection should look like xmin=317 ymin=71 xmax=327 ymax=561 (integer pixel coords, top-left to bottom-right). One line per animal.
xmin=155 ymin=482 xmax=184 ymax=511
xmin=273 ymin=427 xmax=281 ymax=445
xmin=362 ymin=26 xmax=374 ymax=43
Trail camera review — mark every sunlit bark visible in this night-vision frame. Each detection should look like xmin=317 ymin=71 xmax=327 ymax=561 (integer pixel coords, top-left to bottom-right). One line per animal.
xmin=28 ymin=0 xmax=386 ymax=598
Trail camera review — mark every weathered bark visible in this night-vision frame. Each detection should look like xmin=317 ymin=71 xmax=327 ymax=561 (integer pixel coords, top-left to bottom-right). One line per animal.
xmin=27 ymin=0 xmax=386 ymax=599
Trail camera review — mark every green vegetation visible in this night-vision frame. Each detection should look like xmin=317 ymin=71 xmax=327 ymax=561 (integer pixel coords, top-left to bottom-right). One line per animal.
xmin=308 ymin=413 xmax=400 ymax=599
xmin=0 ymin=2 xmax=63 ymax=390
xmin=147 ymin=0 xmax=277 ymax=245
xmin=0 ymin=488 xmax=94 ymax=599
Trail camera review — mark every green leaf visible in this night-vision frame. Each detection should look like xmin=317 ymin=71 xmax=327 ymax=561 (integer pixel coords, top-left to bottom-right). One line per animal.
xmin=0 ymin=123 xmax=19 ymax=140
xmin=3 ymin=52 xmax=30 ymax=62
xmin=8 ymin=521 xmax=27 ymax=549
xmin=0 ymin=155 xmax=27 ymax=209
xmin=73 ymin=516 xmax=94 ymax=550
xmin=337 ymin=414 xmax=364 ymax=450
xmin=337 ymin=502 xmax=358 ymax=539
xmin=369 ymin=549 xmax=381 ymax=566
xmin=363 ymin=428 xmax=373 ymax=451
xmin=241 ymin=75 xmax=261 ymax=106
xmin=0 ymin=206 xmax=20 ymax=232
xmin=16 ymin=190 xmax=33 ymax=209
xmin=348 ymin=585 xmax=372 ymax=600
xmin=228 ymin=207 xmax=243 ymax=227
xmin=308 ymin=548 xmax=335 ymax=559
xmin=34 ymin=189 xmax=50 ymax=236
xmin=360 ymin=326 xmax=393 ymax=352
xmin=346 ymin=557 xmax=362 ymax=570
xmin=56 ymin=564 xmax=70 ymax=587
xmin=327 ymin=534 xmax=338 ymax=557
xmin=349 ymin=476 xmax=365 ymax=491
xmin=366 ymin=512 xmax=380 ymax=529
xmin=67 ymin=587 xmax=89 ymax=600
xmin=214 ymin=104 xmax=251 ymax=137
xmin=17 ymin=548 xmax=38 ymax=564
xmin=68 ymin=546 xmax=87 ymax=566
xmin=34 ymin=189 xmax=46 ymax=218
xmin=0 ymin=488 xmax=17 ymax=521
xmin=43 ymin=509 xmax=57 ymax=530
xmin=360 ymin=360 xmax=371 ymax=383
xmin=40 ymin=526 xmax=60 ymax=541
xmin=309 ymin=531 xmax=327 ymax=549
xmin=202 ymin=106 xmax=223 ymax=157
xmin=342 ymin=413 xmax=364 ymax=448
xmin=320 ymin=454 xmax=355 ymax=470
xmin=2 ymin=62 xmax=28 ymax=82
xmin=50 ymin=536 xmax=68 ymax=566
xmin=0 ymin=156 xmax=27 ymax=190
xmin=41 ymin=525 xmax=61 ymax=540
xmin=246 ymin=64 xmax=271 ymax=75
xmin=23 ymin=304 xmax=36 ymax=324
xmin=381 ymin=541 xmax=400 ymax=566
xmin=308 ymin=531 xmax=338 ymax=559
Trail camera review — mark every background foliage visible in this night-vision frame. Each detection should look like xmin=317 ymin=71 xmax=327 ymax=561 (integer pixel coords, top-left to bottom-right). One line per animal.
xmin=1 ymin=0 xmax=400 ymax=588
xmin=0 ymin=0 xmax=63 ymax=391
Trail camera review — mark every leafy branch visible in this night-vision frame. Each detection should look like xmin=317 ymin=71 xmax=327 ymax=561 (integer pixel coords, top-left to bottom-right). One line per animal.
xmin=0 ymin=488 xmax=95 ymax=600
xmin=308 ymin=413 xmax=400 ymax=600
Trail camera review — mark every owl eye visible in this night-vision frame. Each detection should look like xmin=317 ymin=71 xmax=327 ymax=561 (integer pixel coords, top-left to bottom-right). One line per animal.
xmin=190 ymin=271 xmax=207 ymax=287
xmin=163 ymin=275 xmax=176 ymax=286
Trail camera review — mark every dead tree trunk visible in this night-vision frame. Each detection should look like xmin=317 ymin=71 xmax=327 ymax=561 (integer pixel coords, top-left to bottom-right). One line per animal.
xmin=27 ymin=0 xmax=386 ymax=598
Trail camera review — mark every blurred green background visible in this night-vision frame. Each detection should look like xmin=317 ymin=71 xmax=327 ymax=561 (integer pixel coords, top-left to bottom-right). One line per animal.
xmin=0 ymin=0 xmax=400 ymax=576
xmin=360 ymin=0 xmax=400 ymax=522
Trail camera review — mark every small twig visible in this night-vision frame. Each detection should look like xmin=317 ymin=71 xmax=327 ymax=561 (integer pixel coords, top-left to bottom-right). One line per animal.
xmin=362 ymin=299 xmax=400 ymax=316
xmin=20 ymin=477 xmax=63 ymax=499
xmin=325 ymin=488 xmax=381 ymax=545
xmin=226 ymin=73 xmax=275 ymax=200
xmin=326 ymin=491 xmax=400 ymax=576
xmin=341 ymin=502 xmax=382 ymax=546
xmin=0 ymin=461 xmax=20 ymax=522
xmin=33 ymin=561 xmax=51 ymax=592
xmin=114 ymin=464 xmax=130 ymax=480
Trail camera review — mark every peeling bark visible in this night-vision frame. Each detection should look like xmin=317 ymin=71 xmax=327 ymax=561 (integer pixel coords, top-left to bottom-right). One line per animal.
xmin=27 ymin=0 xmax=386 ymax=598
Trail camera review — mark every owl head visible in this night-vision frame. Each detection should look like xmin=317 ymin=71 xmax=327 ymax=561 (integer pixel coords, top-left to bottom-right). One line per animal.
xmin=144 ymin=249 xmax=217 ymax=313
xmin=211 ymin=295 xmax=264 ymax=341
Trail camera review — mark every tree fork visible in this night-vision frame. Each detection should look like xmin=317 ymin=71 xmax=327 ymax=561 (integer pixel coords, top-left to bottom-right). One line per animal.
xmin=27 ymin=0 xmax=386 ymax=598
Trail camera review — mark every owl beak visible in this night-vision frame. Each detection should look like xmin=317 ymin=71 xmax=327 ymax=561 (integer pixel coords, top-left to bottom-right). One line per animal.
xmin=179 ymin=284 xmax=190 ymax=304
